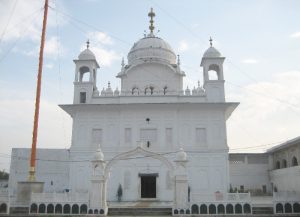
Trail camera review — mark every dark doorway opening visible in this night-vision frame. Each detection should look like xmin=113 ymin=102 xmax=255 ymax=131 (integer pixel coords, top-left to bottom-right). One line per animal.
xmin=141 ymin=175 xmax=156 ymax=198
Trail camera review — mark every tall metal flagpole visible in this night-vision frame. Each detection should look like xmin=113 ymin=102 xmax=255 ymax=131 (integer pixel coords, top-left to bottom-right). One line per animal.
xmin=28 ymin=0 xmax=49 ymax=181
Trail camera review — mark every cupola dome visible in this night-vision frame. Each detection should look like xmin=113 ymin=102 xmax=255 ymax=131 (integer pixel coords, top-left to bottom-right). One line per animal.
xmin=203 ymin=37 xmax=222 ymax=58
xmin=92 ymin=147 xmax=104 ymax=161
xmin=176 ymin=148 xmax=187 ymax=161
xmin=127 ymin=36 xmax=176 ymax=65
xmin=78 ymin=48 xmax=96 ymax=60
xmin=203 ymin=46 xmax=221 ymax=58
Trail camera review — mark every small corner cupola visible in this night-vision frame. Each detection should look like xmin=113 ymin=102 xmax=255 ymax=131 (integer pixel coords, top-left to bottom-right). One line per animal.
xmin=73 ymin=40 xmax=100 ymax=104
xmin=77 ymin=40 xmax=99 ymax=67
xmin=201 ymin=37 xmax=225 ymax=82
xmin=200 ymin=37 xmax=226 ymax=102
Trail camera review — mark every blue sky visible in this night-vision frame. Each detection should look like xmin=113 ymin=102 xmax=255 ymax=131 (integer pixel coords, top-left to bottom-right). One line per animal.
xmin=0 ymin=0 xmax=300 ymax=170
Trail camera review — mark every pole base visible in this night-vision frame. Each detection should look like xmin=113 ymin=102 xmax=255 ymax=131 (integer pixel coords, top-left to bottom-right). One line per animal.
xmin=16 ymin=181 xmax=44 ymax=206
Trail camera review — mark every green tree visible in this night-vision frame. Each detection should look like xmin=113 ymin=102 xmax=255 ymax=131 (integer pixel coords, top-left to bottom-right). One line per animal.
xmin=0 ymin=170 xmax=9 ymax=180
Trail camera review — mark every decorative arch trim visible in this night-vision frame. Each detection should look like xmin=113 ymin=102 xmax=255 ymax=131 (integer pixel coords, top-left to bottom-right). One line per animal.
xmin=104 ymin=146 xmax=175 ymax=177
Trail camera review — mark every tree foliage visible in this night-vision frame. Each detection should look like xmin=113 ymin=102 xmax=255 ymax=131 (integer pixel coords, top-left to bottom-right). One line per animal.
xmin=0 ymin=170 xmax=9 ymax=180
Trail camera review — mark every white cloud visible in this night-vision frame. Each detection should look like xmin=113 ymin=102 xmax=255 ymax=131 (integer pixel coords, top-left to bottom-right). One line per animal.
xmin=80 ymin=31 xmax=121 ymax=67
xmin=242 ymin=59 xmax=258 ymax=64
xmin=227 ymin=70 xmax=300 ymax=152
xmin=45 ymin=63 xmax=54 ymax=69
xmin=44 ymin=36 xmax=65 ymax=57
xmin=0 ymin=98 xmax=72 ymax=171
xmin=88 ymin=46 xmax=120 ymax=67
xmin=87 ymin=31 xmax=113 ymax=45
xmin=0 ymin=0 xmax=68 ymax=59
xmin=178 ymin=40 xmax=189 ymax=52
xmin=290 ymin=32 xmax=300 ymax=38
xmin=17 ymin=36 xmax=65 ymax=58
xmin=0 ymin=0 xmax=43 ymax=42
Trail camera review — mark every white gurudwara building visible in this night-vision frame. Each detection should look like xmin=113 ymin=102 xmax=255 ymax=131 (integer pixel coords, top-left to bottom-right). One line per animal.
xmin=1 ymin=9 xmax=300 ymax=216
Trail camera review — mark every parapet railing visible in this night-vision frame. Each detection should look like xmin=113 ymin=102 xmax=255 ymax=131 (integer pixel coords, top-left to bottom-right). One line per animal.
xmin=190 ymin=192 xmax=251 ymax=203
xmin=31 ymin=192 xmax=89 ymax=204
xmin=273 ymin=191 xmax=300 ymax=202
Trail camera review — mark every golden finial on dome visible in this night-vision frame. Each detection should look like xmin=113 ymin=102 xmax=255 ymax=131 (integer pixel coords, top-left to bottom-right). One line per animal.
xmin=86 ymin=39 xmax=90 ymax=49
xmin=209 ymin=36 xmax=213 ymax=47
xmin=148 ymin=8 xmax=155 ymax=34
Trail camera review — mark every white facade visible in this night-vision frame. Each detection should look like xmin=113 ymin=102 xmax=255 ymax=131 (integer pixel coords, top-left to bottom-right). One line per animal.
xmin=6 ymin=10 xmax=300 ymax=216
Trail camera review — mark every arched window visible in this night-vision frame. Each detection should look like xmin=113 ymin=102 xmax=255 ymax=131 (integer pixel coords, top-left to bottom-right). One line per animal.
xmin=55 ymin=204 xmax=62 ymax=214
xmin=173 ymin=209 xmax=178 ymax=215
xmin=282 ymin=159 xmax=287 ymax=168
xmin=63 ymin=204 xmax=70 ymax=214
xmin=208 ymin=64 xmax=220 ymax=80
xmin=276 ymin=203 xmax=283 ymax=213
xmin=0 ymin=203 xmax=7 ymax=213
xmin=38 ymin=204 xmax=46 ymax=213
xmin=79 ymin=66 xmax=91 ymax=82
xmin=80 ymin=91 xmax=86 ymax=103
xmin=292 ymin=156 xmax=298 ymax=166
xmin=30 ymin=203 xmax=37 ymax=213
xmin=88 ymin=209 xmax=93 ymax=214
xmin=47 ymin=204 xmax=54 ymax=213
xmin=191 ymin=204 xmax=199 ymax=214
xmin=285 ymin=203 xmax=292 ymax=213
xmin=217 ymin=204 xmax=225 ymax=214
xmin=226 ymin=204 xmax=234 ymax=214
xmin=200 ymin=204 xmax=207 ymax=214
xmin=209 ymin=204 xmax=216 ymax=214
xmin=235 ymin=204 xmax=242 ymax=214
xmin=276 ymin=161 xmax=281 ymax=169
xmin=100 ymin=209 xmax=105 ymax=214
xmin=293 ymin=203 xmax=300 ymax=213
xmin=145 ymin=86 xmax=154 ymax=95
xmin=80 ymin=204 xmax=87 ymax=214
xmin=179 ymin=209 xmax=184 ymax=214
xmin=244 ymin=203 xmax=251 ymax=214
xmin=72 ymin=204 xmax=79 ymax=214
xmin=94 ymin=209 xmax=99 ymax=214
xmin=132 ymin=87 xmax=139 ymax=95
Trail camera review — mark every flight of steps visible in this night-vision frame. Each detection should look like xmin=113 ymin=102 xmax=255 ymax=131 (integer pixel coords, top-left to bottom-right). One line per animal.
xmin=252 ymin=206 xmax=274 ymax=215
xmin=9 ymin=206 xmax=29 ymax=215
xmin=108 ymin=207 xmax=172 ymax=216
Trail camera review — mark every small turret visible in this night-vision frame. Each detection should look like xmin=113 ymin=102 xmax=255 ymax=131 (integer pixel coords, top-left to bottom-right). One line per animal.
xmin=73 ymin=40 xmax=100 ymax=104
xmin=200 ymin=37 xmax=225 ymax=102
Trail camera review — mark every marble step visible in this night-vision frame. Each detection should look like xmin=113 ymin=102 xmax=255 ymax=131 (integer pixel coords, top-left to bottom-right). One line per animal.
xmin=252 ymin=206 xmax=274 ymax=214
xmin=108 ymin=207 xmax=172 ymax=216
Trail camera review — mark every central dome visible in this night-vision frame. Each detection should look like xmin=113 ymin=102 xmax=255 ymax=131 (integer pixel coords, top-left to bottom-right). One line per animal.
xmin=127 ymin=36 xmax=176 ymax=65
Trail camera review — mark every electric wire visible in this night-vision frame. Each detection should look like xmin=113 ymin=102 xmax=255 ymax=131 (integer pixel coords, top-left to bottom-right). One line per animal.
xmin=0 ymin=7 xmax=43 ymax=49
xmin=1 ymin=4 xmax=299 ymax=167
xmin=148 ymin=0 xmax=300 ymax=112
xmin=0 ymin=0 xmax=18 ymax=45
xmin=48 ymin=5 xmax=131 ymax=47
xmin=0 ymin=9 xmax=43 ymax=63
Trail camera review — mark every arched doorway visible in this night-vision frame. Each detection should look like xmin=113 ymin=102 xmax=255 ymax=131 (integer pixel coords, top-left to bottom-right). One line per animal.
xmin=104 ymin=146 xmax=175 ymax=203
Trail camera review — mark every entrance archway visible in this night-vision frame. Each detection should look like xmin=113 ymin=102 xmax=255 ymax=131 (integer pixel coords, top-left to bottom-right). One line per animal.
xmin=105 ymin=146 xmax=175 ymax=177
xmin=104 ymin=146 xmax=175 ymax=202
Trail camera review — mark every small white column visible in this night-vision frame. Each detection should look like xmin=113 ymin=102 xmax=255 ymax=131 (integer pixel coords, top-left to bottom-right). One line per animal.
xmin=89 ymin=146 xmax=108 ymax=215
xmin=174 ymin=148 xmax=189 ymax=210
